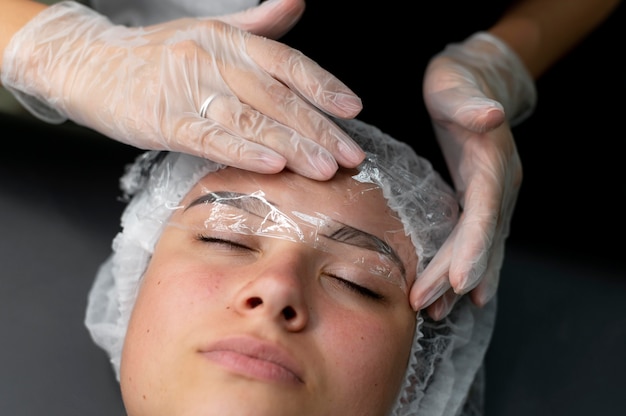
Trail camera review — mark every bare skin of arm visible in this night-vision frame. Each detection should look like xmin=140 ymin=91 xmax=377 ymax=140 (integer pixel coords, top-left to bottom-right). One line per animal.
xmin=489 ymin=0 xmax=622 ymax=79
xmin=0 ymin=0 xmax=47 ymax=69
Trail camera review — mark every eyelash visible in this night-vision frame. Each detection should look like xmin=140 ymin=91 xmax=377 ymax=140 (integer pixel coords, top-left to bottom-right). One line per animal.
xmin=197 ymin=235 xmax=250 ymax=250
xmin=196 ymin=235 xmax=384 ymax=301
xmin=328 ymin=274 xmax=384 ymax=300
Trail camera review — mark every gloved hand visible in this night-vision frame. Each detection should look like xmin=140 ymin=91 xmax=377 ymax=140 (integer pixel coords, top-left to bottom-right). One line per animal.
xmin=1 ymin=0 xmax=365 ymax=180
xmin=412 ymin=32 xmax=537 ymax=319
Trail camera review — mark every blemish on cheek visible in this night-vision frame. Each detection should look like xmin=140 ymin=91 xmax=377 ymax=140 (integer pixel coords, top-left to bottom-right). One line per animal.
xmin=146 ymin=328 xmax=150 ymax=334
xmin=143 ymin=394 xmax=146 ymax=400
xmin=157 ymin=280 xmax=161 ymax=285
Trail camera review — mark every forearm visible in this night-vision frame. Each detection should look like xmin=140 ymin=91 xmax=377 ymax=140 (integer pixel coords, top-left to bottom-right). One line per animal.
xmin=488 ymin=0 xmax=622 ymax=79
xmin=0 ymin=0 xmax=47 ymax=68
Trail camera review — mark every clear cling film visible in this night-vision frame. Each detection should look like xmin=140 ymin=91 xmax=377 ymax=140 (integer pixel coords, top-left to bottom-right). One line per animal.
xmin=159 ymin=190 xmax=408 ymax=291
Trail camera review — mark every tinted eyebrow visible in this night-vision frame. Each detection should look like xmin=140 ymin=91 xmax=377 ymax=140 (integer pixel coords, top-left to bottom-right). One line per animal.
xmin=186 ymin=191 xmax=406 ymax=278
xmin=186 ymin=191 xmax=275 ymax=217
xmin=325 ymin=224 xmax=406 ymax=279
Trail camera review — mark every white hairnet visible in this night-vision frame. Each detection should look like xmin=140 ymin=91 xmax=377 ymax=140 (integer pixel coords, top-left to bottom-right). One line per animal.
xmin=85 ymin=117 xmax=496 ymax=415
xmin=89 ymin=0 xmax=259 ymax=26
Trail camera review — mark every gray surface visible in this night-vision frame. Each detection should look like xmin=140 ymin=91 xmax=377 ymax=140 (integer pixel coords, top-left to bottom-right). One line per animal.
xmin=1 ymin=115 xmax=624 ymax=416
xmin=0 ymin=118 xmax=131 ymax=415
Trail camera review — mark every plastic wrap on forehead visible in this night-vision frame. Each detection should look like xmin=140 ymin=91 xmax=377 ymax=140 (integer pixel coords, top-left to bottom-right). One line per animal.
xmin=169 ymin=191 xmax=407 ymax=290
xmin=180 ymin=190 xmax=308 ymax=242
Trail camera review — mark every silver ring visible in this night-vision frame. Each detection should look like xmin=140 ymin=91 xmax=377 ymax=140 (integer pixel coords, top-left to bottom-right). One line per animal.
xmin=199 ymin=94 xmax=218 ymax=118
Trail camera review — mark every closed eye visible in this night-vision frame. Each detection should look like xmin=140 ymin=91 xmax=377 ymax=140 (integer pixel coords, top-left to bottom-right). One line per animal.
xmin=197 ymin=235 xmax=252 ymax=251
xmin=328 ymin=274 xmax=384 ymax=301
xmin=197 ymin=235 xmax=384 ymax=302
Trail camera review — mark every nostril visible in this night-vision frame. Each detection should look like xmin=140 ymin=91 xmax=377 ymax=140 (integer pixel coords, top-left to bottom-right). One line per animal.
xmin=282 ymin=306 xmax=296 ymax=321
xmin=247 ymin=297 xmax=263 ymax=308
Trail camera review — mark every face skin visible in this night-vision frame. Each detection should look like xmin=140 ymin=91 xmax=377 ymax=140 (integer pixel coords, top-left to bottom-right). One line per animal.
xmin=120 ymin=167 xmax=418 ymax=416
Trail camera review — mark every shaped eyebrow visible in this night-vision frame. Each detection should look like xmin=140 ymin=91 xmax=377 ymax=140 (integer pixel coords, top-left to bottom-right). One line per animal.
xmin=326 ymin=225 xmax=406 ymax=278
xmin=186 ymin=191 xmax=275 ymax=216
xmin=186 ymin=191 xmax=406 ymax=279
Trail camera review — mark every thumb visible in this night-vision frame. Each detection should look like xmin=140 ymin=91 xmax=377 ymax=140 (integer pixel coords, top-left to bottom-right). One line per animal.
xmin=427 ymin=86 xmax=506 ymax=133
xmin=218 ymin=0 xmax=305 ymax=39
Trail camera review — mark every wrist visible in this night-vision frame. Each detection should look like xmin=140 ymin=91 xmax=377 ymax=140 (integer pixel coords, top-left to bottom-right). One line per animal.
xmin=1 ymin=1 xmax=114 ymax=123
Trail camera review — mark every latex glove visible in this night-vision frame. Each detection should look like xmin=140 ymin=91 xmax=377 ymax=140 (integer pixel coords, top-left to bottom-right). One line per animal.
xmin=1 ymin=0 xmax=365 ymax=180
xmin=412 ymin=32 xmax=537 ymax=319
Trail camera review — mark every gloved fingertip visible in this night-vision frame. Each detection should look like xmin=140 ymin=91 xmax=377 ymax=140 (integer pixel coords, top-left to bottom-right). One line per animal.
xmin=452 ymin=261 xmax=487 ymax=294
xmin=411 ymin=299 xmax=424 ymax=313
xmin=330 ymin=92 xmax=363 ymax=118
xmin=252 ymin=152 xmax=287 ymax=173
xmin=481 ymin=107 xmax=507 ymax=130
xmin=471 ymin=283 xmax=497 ymax=307
xmin=289 ymin=152 xmax=338 ymax=180
xmin=450 ymin=276 xmax=471 ymax=296
xmin=427 ymin=299 xmax=454 ymax=321
xmin=337 ymin=139 xmax=366 ymax=167
xmin=411 ymin=282 xmax=449 ymax=312
xmin=315 ymin=151 xmax=340 ymax=176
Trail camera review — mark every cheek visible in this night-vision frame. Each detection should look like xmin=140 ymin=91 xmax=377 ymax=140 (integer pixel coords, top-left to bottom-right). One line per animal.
xmin=120 ymin=259 xmax=231 ymax=384
xmin=129 ymin=260 xmax=227 ymax=335
xmin=319 ymin=306 xmax=415 ymax=393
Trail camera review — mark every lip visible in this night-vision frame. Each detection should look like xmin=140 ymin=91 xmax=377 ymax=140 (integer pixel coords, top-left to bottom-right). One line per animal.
xmin=200 ymin=336 xmax=304 ymax=384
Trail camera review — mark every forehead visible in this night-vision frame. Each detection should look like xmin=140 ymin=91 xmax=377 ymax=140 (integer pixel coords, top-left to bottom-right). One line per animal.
xmin=182 ymin=167 xmax=393 ymax=232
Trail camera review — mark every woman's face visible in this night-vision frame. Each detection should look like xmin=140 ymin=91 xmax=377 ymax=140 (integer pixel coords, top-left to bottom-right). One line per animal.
xmin=120 ymin=167 xmax=418 ymax=416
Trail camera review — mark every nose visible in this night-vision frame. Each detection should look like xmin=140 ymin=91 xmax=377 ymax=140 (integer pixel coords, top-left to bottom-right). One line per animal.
xmin=234 ymin=253 xmax=310 ymax=332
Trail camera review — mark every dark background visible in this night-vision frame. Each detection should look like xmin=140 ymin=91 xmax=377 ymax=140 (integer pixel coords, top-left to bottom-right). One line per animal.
xmin=1 ymin=2 xmax=624 ymax=415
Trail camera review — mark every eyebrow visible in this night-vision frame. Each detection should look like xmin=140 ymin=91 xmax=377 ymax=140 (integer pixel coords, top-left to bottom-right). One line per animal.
xmin=186 ymin=191 xmax=406 ymax=278
xmin=186 ymin=191 xmax=274 ymax=216
xmin=327 ymin=225 xmax=405 ymax=278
